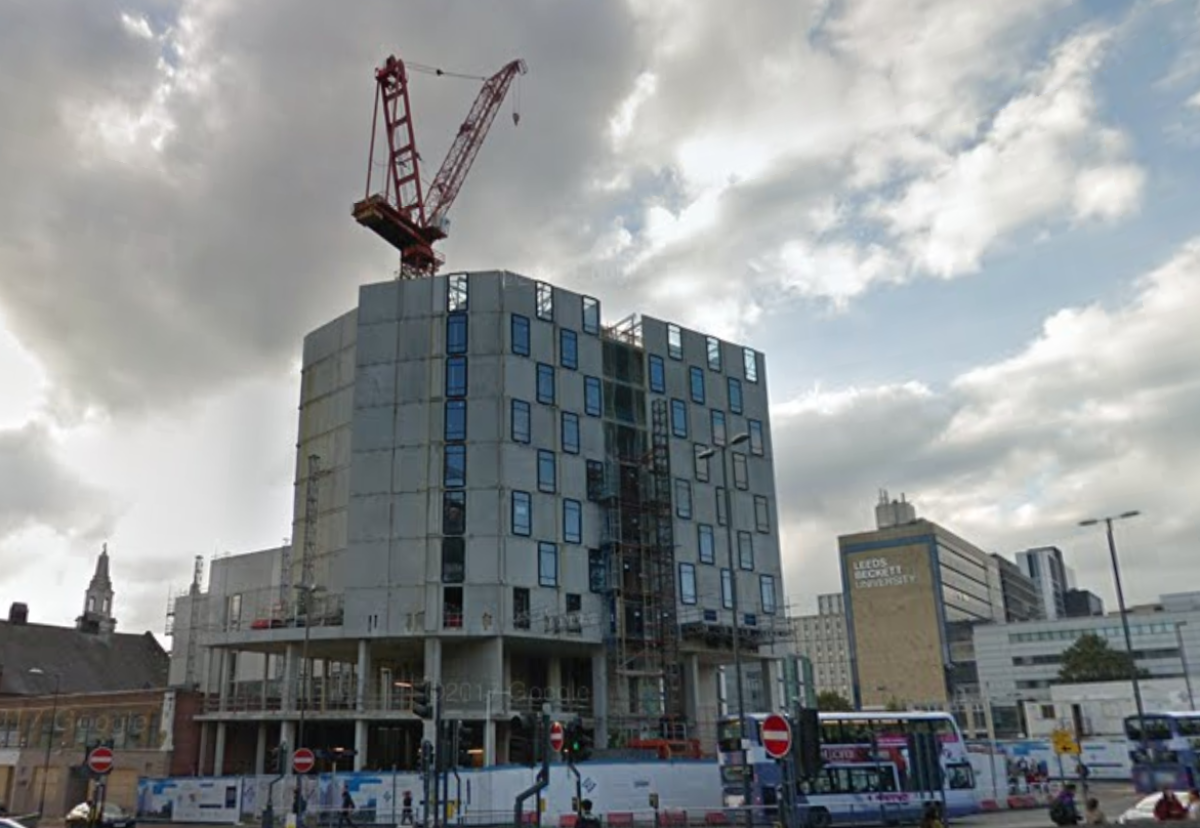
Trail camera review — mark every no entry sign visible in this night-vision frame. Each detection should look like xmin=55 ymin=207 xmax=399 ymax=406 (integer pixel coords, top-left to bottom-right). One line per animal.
xmin=761 ymin=713 xmax=793 ymax=760
xmin=549 ymin=721 xmax=565 ymax=753
xmin=87 ymin=745 xmax=115 ymax=775
xmin=292 ymin=747 xmax=316 ymax=774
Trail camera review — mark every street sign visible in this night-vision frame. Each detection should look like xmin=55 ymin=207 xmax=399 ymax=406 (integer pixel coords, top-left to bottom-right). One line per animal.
xmin=762 ymin=713 xmax=793 ymax=759
xmin=549 ymin=721 xmax=565 ymax=753
xmin=87 ymin=745 xmax=115 ymax=775
xmin=293 ymin=747 xmax=317 ymax=773
xmin=1051 ymin=728 xmax=1080 ymax=756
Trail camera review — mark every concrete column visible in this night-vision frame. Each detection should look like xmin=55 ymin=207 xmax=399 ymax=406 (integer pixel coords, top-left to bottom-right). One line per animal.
xmin=280 ymin=720 xmax=295 ymax=753
xmin=262 ymin=654 xmax=271 ymax=709
xmin=423 ymin=637 xmax=443 ymax=744
xmin=483 ymin=638 xmax=504 ymax=767
xmin=357 ymin=640 xmax=372 ymax=712
xmin=255 ymin=722 xmax=268 ymax=775
xmin=354 ymin=719 xmax=368 ymax=772
xmin=284 ymin=644 xmax=299 ymax=710
xmin=197 ymin=721 xmax=210 ymax=776
xmin=213 ymin=723 xmax=227 ymax=776
xmin=547 ymin=658 xmax=563 ymax=712
xmin=591 ymin=650 xmax=608 ymax=750
xmin=684 ymin=655 xmax=702 ymax=729
xmin=217 ymin=650 xmax=231 ymax=711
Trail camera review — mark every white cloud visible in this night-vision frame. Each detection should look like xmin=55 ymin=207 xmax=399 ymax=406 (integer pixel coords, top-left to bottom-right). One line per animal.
xmin=120 ymin=12 xmax=153 ymax=41
xmin=1188 ymin=89 xmax=1200 ymax=108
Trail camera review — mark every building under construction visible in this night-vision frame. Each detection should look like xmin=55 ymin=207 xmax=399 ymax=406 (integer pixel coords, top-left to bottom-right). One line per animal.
xmin=167 ymin=271 xmax=790 ymax=774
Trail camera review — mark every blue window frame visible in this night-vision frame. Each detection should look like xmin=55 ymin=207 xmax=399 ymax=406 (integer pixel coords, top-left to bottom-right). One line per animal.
xmin=721 ymin=569 xmax=733 ymax=609
xmin=561 ymin=412 xmax=581 ymax=454
xmin=560 ymin=329 xmax=578 ymax=370
xmin=674 ymin=479 xmax=692 ymax=519
xmin=443 ymin=490 xmax=466 ymax=535
xmin=444 ymin=400 xmax=466 ymax=441
xmin=738 ymin=531 xmax=754 ymax=570
xmin=668 ymin=324 xmax=683 ymax=360
xmin=728 ymin=377 xmax=743 ymax=415
xmin=679 ymin=563 xmax=697 ymax=605
xmin=582 ymin=297 xmax=600 ymax=335
xmin=670 ymin=399 xmax=688 ymax=438
xmin=698 ymin=524 xmax=715 ymax=564
xmin=689 ymin=367 xmax=705 ymax=405
xmin=564 ymin=499 xmax=582 ymax=544
xmin=743 ymin=347 xmax=758 ymax=383
xmin=711 ymin=409 xmax=727 ymax=446
xmin=648 ymin=355 xmax=666 ymax=394
xmin=512 ymin=491 xmax=532 ymax=536
xmin=539 ymin=541 xmax=559 ymax=587
xmin=447 ymin=273 xmax=468 ymax=312
xmin=511 ymin=399 xmax=531 ymax=444
xmin=446 ymin=356 xmax=467 ymax=398
xmin=706 ymin=336 xmax=722 ymax=372
xmin=538 ymin=450 xmax=556 ymax=493
xmin=760 ymin=575 xmax=777 ymax=614
xmin=748 ymin=419 xmax=764 ymax=456
xmin=536 ymin=282 xmax=555 ymax=322
xmin=584 ymin=376 xmax=602 ymax=417
xmin=511 ymin=314 xmax=530 ymax=356
xmin=446 ymin=313 xmax=468 ymax=355
xmin=537 ymin=363 xmax=556 ymax=405
xmin=444 ymin=444 xmax=466 ymax=488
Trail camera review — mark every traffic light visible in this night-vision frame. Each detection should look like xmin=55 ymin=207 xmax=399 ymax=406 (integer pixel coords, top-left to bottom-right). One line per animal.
xmin=510 ymin=713 xmax=537 ymax=767
xmin=419 ymin=739 xmax=434 ymax=779
xmin=413 ymin=680 xmax=435 ymax=720
xmin=793 ymin=708 xmax=822 ymax=780
xmin=563 ymin=718 xmax=593 ymax=763
xmin=456 ymin=721 xmax=477 ymax=768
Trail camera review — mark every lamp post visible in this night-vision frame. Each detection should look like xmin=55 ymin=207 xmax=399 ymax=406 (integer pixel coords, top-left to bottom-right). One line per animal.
xmin=1079 ymin=510 xmax=1146 ymax=752
xmin=28 ymin=667 xmax=60 ymax=817
xmin=293 ymin=582 xmax=322 ymax=818
xmin=1176 ymin=622 xmax=1195 ymax=712
xmin=700 ymin=432 xmax=751 ymax=828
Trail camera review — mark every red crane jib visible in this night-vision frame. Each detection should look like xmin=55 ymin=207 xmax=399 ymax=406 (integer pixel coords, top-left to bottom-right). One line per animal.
xmin=353 ymin=56 xmax=527 ymax=277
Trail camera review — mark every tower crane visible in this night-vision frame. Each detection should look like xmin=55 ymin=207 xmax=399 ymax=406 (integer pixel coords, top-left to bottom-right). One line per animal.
xmin=352 ymin=55 xmax=527 ymax=278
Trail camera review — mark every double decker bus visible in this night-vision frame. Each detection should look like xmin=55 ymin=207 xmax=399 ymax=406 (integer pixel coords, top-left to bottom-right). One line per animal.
xmin=1125 ymin=712 xmax=1200 ymax=793
xmin=717 ymin=712 xmax=977 ymax=826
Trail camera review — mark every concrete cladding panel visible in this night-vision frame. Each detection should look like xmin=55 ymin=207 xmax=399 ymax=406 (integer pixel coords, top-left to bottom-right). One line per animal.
xmin=843 ymin=540 xmax=946 ymax=707
xmin=356 ymin=321 xmax=399 ymax=366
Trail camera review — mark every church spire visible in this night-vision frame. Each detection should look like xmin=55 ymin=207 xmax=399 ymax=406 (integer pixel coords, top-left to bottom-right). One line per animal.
xmin=77 ymin=543 xmax=116 ymax=634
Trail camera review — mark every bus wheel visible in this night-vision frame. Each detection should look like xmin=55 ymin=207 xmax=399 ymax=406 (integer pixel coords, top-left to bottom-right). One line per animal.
xmin=806 ymin=808 xmax=832 ymax=828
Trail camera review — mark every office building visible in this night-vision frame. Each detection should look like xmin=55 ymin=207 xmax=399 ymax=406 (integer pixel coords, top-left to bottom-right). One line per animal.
xmin=992 ymin=555 xmax=1044 ymax=622
xmin=791 ymin=593 xmax=854 ymax=700
xmin=1063 ymin=589 xmax=1105 ymax=618
xmin=179 ymin=271 xmax=788 ymax=772
xmin=1017 ymin=547 xmax=1070 ymax=620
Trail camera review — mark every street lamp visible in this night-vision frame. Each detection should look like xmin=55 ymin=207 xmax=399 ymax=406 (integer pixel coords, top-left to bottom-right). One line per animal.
xmin=1176 ymin=622 xmax=1195 ymax=712
xmin=1079 ymin=510 xmax=1146 ymax=752
xmin=28 ymin=667 xmax=61 ymax=817
xmin=293 ymin=582 xmax=323 ymax=818
xmin=699 ymin=432 xmax=751 ymax=828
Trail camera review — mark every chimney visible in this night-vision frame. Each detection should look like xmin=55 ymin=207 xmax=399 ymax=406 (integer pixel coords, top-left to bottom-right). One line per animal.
xmin=8 ymin=603 xmax=28 ymax=625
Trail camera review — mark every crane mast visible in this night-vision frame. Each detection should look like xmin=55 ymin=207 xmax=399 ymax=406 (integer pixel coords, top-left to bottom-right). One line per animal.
xmin=352 ymin=55 xmax=526 ymax=278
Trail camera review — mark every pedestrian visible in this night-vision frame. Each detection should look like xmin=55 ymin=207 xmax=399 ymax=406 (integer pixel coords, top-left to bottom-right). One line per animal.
xmin=1155 ymin=789 xmax=1187 ymax=822
xmin=339 ymin=785 xmax=357 ymax=828
xmin=1084 ymin=797 xmax=1107 ymax=825
xmin=1051 ymin=783 xmax=1081 ymax=826
xmin=401 ymin=790 xmax=414 ymax=826
xmin=578 ymin=799 xmax=602 ymax=828
xmin=919 ymin=801 xmax=944 ymax=828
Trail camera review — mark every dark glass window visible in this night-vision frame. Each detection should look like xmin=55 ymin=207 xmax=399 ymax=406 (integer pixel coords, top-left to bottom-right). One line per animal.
xmin=446 ymin=356 xmax=467 ymax=398
xmin=694 ymin=444 xmax=710 ymax=482
xmin=588 ymin=548 xmax=606 ymax=592
xmin=679 ymin=563 xmax=698 ymax=605
xmin=721 ymin=569 xmax=733 ymax=609
xmin=754 ymin=495 xmax=770 ymax=533
xmin=443 ymin=586 xmax=464 ymax=628
xmin=582 ymin=297 xmax=600 ymax=335
xmin=537 ymin=282 xmax=554 ymax=321
xmin=514 ymin=587 xmax=531 ymax=629
xmin=538 ymin=450 xmax=556 ymax=493
xmin=443 ymin=491 xmax=467 ymax=536
xmin=728 ymin=377 xmax=743 ymax=415
xmin=512 ymin=491 xmax=532 ymax=537
xmin=738 ymin=531 xmax=754 ymax=570
xmin=567 ymin=593 xmax=582 ymax=613
xmin=748 ymin=419 xmax=764 ymax=456
xmin=670 ymin=399 xmax=688 ymax=438
xmin=732 ymin=452 xmax=749 ymax=490
xmin=442 ymin=538 xmax=465 ymax=583
xmin=511 ymin=399 xmax=531 ymax=444
xmin=446 ymin=313 xmax=468 ymax=355
xmin=711 ymin=409 xmax=727 ymax=446
xmin=512 ymin=314 xmax=531 ymax=356
xmin=698 ymin=524 xmax=716 ymax=564
xmin=586 ymin=460 xmax=605 ymax=501
xmin=706 ymin=336 xmax=722 ymax=372
xmin=539 ymin=542 xmax=558 ymax=587
xmin=444 ymin=444 xmax=466 ymax=488
xmin=760 ymin=575 xmax=777 ymax=614
xmin=584 ymin=376 xmax=602 ymax=416
xmin=668 ymin=324 xmax=683 ymax=360
xmin=689 ymin=367 xmax=706 ymax=405
xmin=564 ymin=499 xmax=583 ymax=544
xmin=561 ymin=412 xmax=581 ymax=454
xmin=537 ymin=363 xmax=556 ymax=405
xmin=648 ymin=355 xmax=666 ymax=394
xmin=716 ymin=487 xmax=727 ymax=526
xmin=444 ymin=400 xmax=466 ymax=441
xmin=675 ymin=479 xmax=693 ymax=519
xmin=561 ymin=329 xmax=578 ymax=370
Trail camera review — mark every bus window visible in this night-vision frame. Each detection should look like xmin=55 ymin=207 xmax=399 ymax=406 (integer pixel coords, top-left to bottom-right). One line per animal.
xmin=1178 ymin=718 xmax=1200 ymax=737
xmin=718 ymin=719 xmax=744 ymax=751
xmin=1127 ymin=716 xmax=1174 ymax=741
xmin=721 ymin=765 xmax=745 ymax=785
xmin=947 ymin=762 xmax=975 ymax=790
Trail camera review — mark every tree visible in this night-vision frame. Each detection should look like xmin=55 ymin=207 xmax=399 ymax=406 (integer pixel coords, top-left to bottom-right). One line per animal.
xmin=1058 ymin=632 xmax=1148 ymax=684
xmin=817 ymin=690 xmax=854 ymax=711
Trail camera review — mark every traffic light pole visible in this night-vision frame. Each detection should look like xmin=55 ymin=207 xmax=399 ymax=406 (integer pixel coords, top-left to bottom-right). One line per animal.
xmin=514 ymin=710 xmax=552 ymax=828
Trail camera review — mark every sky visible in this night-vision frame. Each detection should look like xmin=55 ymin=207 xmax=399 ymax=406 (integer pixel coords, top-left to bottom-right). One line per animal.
xmin=1 ymin=0 xmax=1199 ymax=638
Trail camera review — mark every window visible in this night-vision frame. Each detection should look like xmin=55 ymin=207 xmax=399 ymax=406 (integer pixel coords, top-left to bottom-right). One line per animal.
xmin=732 ymin=452 xmax=749 ymax=490
xmin=693 ymin=444 xmax=710 ymax=482
xmin=507 ymin=400 xmax=531 ymax=445
xmin=738 ymin=531 xmax=754 ymax=570
xmin=589 ymin=548 xmax=606 ymax=592
xmin=728 ymin=377 xmax=743 ymax=415
xmin=760 ymin=574 xmax=777 ymax=614
xmin=538 ymin=450 xmax=556 ymax=493
xmin=444 ymin=400 xmax=466 ymax=441
xmin=446 ymin=356 xmax=467 ymax=398
xmin=680 ymin=563 xmax=698 ymax=605
xmin=754 ymin=495 xmax=771 ymax=533
xmin=716 ymin=487 xmax=727 ymax=526
xmin=667 ymin=323 xmax=683 ymax=360
xmin=446 ymin=313 xmax=468 ymax=355
xmin=444 ymin=444 xmax=466 ymax=488
xmin=443 ymin=491 xmax=467 ymax=535
xmin=706 ymin=336 xmax=722 ymax=371
xmin=561 ymin=412 xmax=581 ymax=454
xmin=721 ymin=569 xmax=734 ymax=609
xmin=711 ymin=410 xmax=727 ymax=446
xmin=537 ymin=363 xmax=556 ymax=405
xmin=539 ymin=542 xmax=559 ymax=587
xmin=648 ymin=355 xmax=666 ymax=393
xmin=670 ymin=399 xmax=688 ymax=438
xmin=443 ymin=586 xmax=464 ymax=628
xmin=582 ymin=297 xmax=600 ymax=334
xmin=675 ymin=479 xmax=693 ymax=519
xmin=564 ymin=499 xmax=583 ymax=544
xmin=698 ymin=524 xmax=716 ymax=564
xmin=560 ymin=329 xmax=578 ymax=370
xmin=689 ymin=366 xmax=706 ymax=404
xmin=586 ymin=460 xmax=605 ymax=501
xmin=512 ymin=491 xmax=532 ymax=536
xmin=537 ymin=281 xmax=554 ymax=321
xmin=748 ymin=419 xmax=764 ymax=456
xmin=447 ymin=273 xmax=468 ymax=312
xmin=584 ymin=376 xmax=602 ymax=416
xmin=511 ymin=314 xmax=531 ymax=356
xmin=743 ymin=347 xmax=758 ymax=383
xmin=514 ymin=587 xmax=531 ymax=629
xmin=442 ymin=538 xmax=465 ymax=583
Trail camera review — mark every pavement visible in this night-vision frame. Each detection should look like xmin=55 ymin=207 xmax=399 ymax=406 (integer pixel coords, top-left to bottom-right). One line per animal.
xmin=957 ymin=782 xmax=1143 ymax=828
